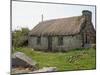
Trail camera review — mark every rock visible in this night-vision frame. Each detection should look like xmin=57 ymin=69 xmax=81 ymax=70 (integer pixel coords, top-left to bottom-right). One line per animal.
xmin=11 ymin=68 xmax=32 ymax=74
xmin=12 ymin=52 xmax=38 ymax=70
xmin=31 ymin=67 xmax=57 ymax=73
xmin=31 ymin=49 xmax=34 ymax=51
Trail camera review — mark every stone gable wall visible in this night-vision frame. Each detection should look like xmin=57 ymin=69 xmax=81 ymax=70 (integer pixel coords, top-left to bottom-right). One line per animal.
xmin=81 ymin=22 xmax=96 ymax=44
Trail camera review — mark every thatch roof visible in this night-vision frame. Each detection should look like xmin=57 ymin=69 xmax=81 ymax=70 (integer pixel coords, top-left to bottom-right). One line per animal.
xmin=29 ymin=16 xmax=86 ymax=36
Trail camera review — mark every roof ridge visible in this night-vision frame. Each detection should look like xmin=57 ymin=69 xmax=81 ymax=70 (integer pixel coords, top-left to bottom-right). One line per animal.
xmin=40 ymin=15 xmax=82 ymax=23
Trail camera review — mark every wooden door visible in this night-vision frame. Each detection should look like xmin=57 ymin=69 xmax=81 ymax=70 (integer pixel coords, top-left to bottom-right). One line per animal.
xmin=48 ymin=36 xmax=52 ymax=50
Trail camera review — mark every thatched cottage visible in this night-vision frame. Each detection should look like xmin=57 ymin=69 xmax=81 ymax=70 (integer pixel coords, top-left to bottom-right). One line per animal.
xmin=28 ymin=10 xmax=96 ymax=51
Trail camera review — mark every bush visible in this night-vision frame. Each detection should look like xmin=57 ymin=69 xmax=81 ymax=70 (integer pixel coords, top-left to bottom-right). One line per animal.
xmin=12 ymin=28 xmax=30 ymax=48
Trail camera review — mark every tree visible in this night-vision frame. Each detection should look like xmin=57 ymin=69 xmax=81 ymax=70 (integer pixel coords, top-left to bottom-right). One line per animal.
xmin=12 ymin=28 xmax=30 ymax=48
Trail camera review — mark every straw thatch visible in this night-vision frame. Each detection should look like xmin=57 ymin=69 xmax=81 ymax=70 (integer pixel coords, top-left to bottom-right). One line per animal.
xmin=29 ymin=16 xmax=85 ymax=36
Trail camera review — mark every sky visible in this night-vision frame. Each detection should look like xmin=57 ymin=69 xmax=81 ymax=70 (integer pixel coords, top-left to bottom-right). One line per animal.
xmin=12 ymin=1 xmax=96 ymax=30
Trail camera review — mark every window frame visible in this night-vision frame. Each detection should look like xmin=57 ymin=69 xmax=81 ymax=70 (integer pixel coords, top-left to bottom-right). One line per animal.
xmin=37 ymin=36 xmax=41 ymax=45
xmin=58 ymin=36 xmax=63 ymax=45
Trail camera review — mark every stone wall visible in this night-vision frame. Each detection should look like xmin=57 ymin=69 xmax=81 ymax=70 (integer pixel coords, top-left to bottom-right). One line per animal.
xmin=28 ymin=36 xmax=48 ymax=50
xmin=81 ymin=21 xmax=96 ymax=45
xmin=52 ymin=35 xmax=82 ymax=51
xmin=29 ymin=34 xmax=82 ymax=51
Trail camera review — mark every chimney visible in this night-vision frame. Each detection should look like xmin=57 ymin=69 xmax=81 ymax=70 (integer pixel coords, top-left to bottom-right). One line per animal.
xmin=82 ymin=10 xmax=92 ymax=22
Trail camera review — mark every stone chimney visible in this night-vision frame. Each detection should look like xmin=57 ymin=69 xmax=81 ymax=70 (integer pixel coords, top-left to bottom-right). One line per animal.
xmin=82 ymin=10 xmax=92 ymax=22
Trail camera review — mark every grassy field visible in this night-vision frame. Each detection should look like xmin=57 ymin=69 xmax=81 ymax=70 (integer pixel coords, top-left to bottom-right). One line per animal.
xmin=13 ymin=47 xmax=96 ymax=71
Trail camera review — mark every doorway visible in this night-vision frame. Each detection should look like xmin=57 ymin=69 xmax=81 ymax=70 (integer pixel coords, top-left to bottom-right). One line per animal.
xmin=48 ymin=36 xmax=52 ymax=50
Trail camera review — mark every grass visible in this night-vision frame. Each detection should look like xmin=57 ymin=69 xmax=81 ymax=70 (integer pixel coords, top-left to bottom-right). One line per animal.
xmin=13 ymin=47 xmax=96 ymax=71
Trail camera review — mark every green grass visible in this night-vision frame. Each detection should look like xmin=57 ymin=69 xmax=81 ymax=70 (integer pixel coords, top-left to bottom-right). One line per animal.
xmin=13 ymin=47 xmax=96 ymax=71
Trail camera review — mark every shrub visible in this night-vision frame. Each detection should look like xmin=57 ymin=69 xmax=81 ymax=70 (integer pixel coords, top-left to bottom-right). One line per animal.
xmin=12 ymin=28 xmax=30 ymax=48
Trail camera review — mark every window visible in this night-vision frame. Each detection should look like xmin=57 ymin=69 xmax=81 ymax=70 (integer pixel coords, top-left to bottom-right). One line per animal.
xmin=58 ymin=37 xmax=63 ymax=45
xmin=37 ymin=36 xmax=41 ymax=45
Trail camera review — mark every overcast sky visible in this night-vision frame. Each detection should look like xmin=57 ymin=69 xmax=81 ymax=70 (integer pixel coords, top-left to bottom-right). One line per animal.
xmin=12 ymin=1 xmax=96 ymax=30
